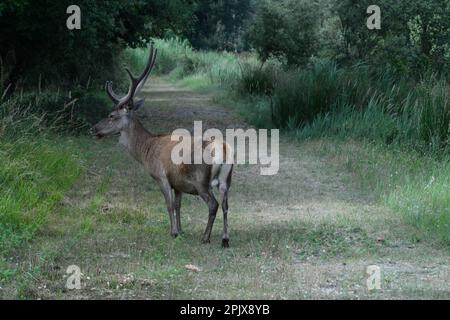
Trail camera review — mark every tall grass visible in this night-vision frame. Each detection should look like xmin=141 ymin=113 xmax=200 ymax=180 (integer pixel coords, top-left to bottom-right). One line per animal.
xmin=294 ymin=80 xmax=449 ymax=153
xmin=0 ymin=96 xmax=83 ymax=261
xmin=124 ymin=37 xmax=258 ymax=90
xmin=259 ymin=61 xmax=449 ymax=154
xmin=235 ymin=62 xmax=280 ymax=96
xmin=388 ymin=164 xmax=450 ymax=244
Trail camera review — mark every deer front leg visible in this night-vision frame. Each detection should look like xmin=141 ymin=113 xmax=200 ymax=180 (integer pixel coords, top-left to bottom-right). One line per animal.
xmin=174 ymin=190 xmax=183 ymax=234
xmin=158 ymin=179 xmax=178 ymax=238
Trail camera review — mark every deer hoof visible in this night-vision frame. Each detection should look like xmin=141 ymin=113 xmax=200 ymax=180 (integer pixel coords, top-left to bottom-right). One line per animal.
xmin=171 ymin=232 xmax=179 ymax=239
xmin=222 ymin=239 xmax=230 ymax=248
xmin=201 ymin=239 xmax=210 ymax=244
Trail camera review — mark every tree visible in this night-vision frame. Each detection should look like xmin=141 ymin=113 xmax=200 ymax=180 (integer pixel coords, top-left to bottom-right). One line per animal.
xmin=335 ymin=0 xmax=450 ymax=75
xmin=186 ymin=0 xmax=253 ymax=51
xmin=246 ymin=0 xmax=320 ymax=66
xmin=0 ymin=0 xmax=194 ymax=92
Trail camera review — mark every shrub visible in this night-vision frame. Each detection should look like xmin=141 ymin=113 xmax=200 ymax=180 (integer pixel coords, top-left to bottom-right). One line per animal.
xmin=235 ymin=62 xmax=279 ymax=96
xmin=246 ymin=0 xmax=319 ymax=66
xmin=271 ymin=60 xmax=344 ymax=128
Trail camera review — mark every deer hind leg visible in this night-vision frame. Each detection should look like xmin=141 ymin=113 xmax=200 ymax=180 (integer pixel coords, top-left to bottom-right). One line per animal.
xmin=158 ymin=179 xmax=178 ymax=238
xmin=174 ymin=190 xmax=183 ymax=234
xmin=199 ymin=189 xmax=219 ymax=244
xmin=220 ymin=183 xmax=229 ymax=248
xmin=218 ymin=165 xmax=232 ymax=248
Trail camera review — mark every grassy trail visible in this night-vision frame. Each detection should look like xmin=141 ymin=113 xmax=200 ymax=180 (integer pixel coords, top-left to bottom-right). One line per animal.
xmin=2 ymin=77 xmax=449 ymax=299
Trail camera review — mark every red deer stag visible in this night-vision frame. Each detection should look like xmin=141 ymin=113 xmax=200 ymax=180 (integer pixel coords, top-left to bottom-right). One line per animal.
xmin=90 ymin=46 xmax=233 ymax=247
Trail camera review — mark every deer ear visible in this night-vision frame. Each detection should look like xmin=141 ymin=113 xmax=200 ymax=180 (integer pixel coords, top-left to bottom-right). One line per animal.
xmin=133 ymin=98 xmax=145 ymax=111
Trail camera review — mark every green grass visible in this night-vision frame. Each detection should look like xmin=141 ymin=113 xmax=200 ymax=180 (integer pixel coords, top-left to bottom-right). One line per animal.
xmin=387 ymin=161 xmax=450 ymax=245
xmin=307 ymin=139 xmax=450 ymax=245
xmin=0 ymin=98 xmax=85 ymax=281
xmin=0 ymin=137 xmax=81 ymax=251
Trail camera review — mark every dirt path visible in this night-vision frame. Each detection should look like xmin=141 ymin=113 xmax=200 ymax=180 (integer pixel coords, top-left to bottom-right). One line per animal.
xmin=3 ymin=78 xmax=449 ymax=299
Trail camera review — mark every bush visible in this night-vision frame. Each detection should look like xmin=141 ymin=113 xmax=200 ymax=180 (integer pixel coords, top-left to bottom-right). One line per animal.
xmin=335 ymin=0 xmax=450 ymax=76
xmin=246 ymin=0 xmax=319 ymax=66
xmin=235 ymin=62 xmax=279 ymax=96
xmin=70 ymin=89 xmax=112 ymax=131
xmin=271 ymin=60 xmax=344 ymax=128
xmin=123 ymin=38 xmax=193 ymax=76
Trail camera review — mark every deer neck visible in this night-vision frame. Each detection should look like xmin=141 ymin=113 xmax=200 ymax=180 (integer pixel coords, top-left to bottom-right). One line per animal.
xmin=119 ymin=118 xmax=154 ymax=164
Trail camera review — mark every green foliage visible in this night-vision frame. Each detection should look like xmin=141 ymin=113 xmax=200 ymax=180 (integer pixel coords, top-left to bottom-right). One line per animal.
xmin=246 ymin=0 xmax=320 ymax=66
xmin=70 ymin=90 xmax=112 ymax=130
xmin=242 ymin=0 xmax=450 ymax=75
xmin=186 ymin=0 xmax=253 ymax=51
xmin=414 ymin=80 xmax=450 ymax=150
xmin=235 ymin=62 xmax=279 ymax=96
xmin=335 ymin=0 xmax=450 ymax=75
xmin=0 ymin=0 xmax=194 ymax=91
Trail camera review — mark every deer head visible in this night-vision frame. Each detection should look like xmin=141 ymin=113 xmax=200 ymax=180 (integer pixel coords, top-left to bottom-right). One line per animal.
xmin=90 ymin=46 xmax=157 ymax=138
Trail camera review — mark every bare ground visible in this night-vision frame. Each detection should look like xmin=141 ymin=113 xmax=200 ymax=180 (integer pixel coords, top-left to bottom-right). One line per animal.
xmin=2 ymin=77 xmax=449 ymax=299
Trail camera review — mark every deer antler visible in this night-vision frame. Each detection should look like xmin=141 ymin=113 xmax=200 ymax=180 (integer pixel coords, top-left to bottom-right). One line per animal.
xmin=105 ymin=81 xmax=121 ymax=104
xmin=105 ymin=45 xmax=158 ymax=109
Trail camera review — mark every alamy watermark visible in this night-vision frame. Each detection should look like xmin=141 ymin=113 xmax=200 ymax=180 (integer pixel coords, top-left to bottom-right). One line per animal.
xmin=171 ymin=121 xmax=279 ymax=176
xmin=66 ymin=265 xmax=81 ymax=290
xmin=66 ymin=5 xmax=81 ymax=30
xmin=67 ymin=5 xmax=381 ymax=31
xmin=366 ymin=265 xmax=382 ymax=291
xmin=367 ymin=5 xmax=381 ymax=30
